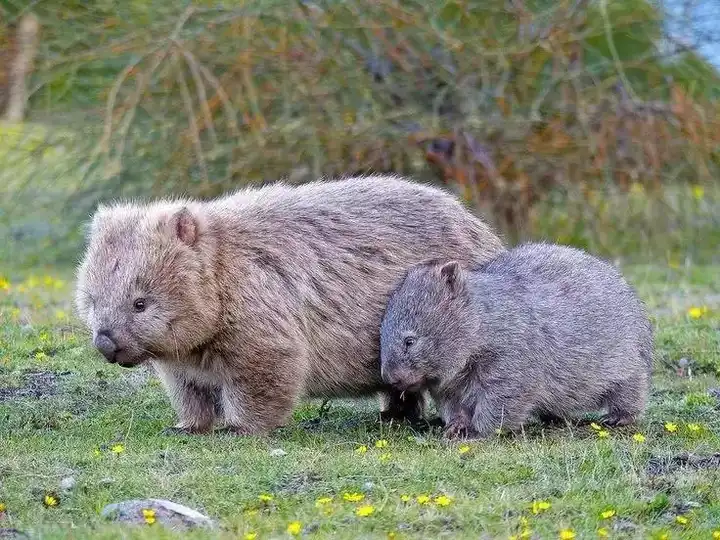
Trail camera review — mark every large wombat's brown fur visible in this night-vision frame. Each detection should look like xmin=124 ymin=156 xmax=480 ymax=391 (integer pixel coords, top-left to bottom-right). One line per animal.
xmin=75 ymin=175 xmax=504 ymax=434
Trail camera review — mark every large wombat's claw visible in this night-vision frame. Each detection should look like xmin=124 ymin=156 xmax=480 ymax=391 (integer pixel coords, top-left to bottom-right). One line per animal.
xmin=161 ymin=426 xmax=196 ymax=436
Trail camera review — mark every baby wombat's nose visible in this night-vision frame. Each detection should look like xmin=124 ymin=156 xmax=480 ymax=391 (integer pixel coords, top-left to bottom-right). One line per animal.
xmin=382 ymin=366 xmax=414 ymax=389
xmin=94 ymin=330 xmax=118 ymax=363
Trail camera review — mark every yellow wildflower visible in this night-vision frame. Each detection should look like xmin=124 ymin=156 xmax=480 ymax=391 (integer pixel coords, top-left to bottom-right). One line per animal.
xmin=244 ymin=533 xmax=257 ymax=540
xmin=43 ymin=276 xmax=54 ymax=287
xmin=686 ymin=423 xmax=701 ymax=433
xmin=632 ymin=433 xmax=646 ymax=443
xmin=43 ymin=494 xmax=59 ymax=507
xmin=26 ymin=276 xmax=39 ymax=288
xmin=244 ymin=509 xmax=259 ymax=517
xmin=287 ymin=521 xmax=302 ymax=536
xmin=400 ymin=494 xmax=410 ymax=502
xmin=434 ymin=495 xmax=453 ymax=507
xmin=375 ymin=439 xmax=388 ymax=448
xmin=0 ymin=278 xmax=10 ymax=291
xmin=343 ymin=492 xmax=364 ymax=502
xmin=712 ymin=530 xmax=720 ymax=539
xmin=600 ymin=509 xmax=616 ymax=519
xmin=356 ymin=505 xmax=375 ymax=517
xmin=416 ymin=494 xmax=431 ymax=505
xmin=559 ymin=529 xmax=576 ymax=539
xmin=142 ymin=508 xmax=156 ymax=525
xmin=675 ymin=515 xmax=688 ymax=525
xmin=458 ymin=444 xmax=471 ymax=454
xmin=590 ymin=422 xmax=602 ymax=431
xmin=519 ymin=529 xmax=532 ymax=539
xmin=379 ymin=453 xmax=392 ymax=462
xmin=0 ymin=502 xmax=6 ymax=512
xmin=53 ymin=279 xmax=65 ymax=290
xmin=387 ymin=533 xmax=396 ymax=539
xmin=597 ymin=429 xmax=610 ymax=439
xmin=597 ymin=527 xmax=609 ymax=537
xmin=519 ymin=516 xmax=529 ymax=528
xmin=55 ymin=310 xmax=67 ymax=321
xmin=111 ymin=444 xmax=125 ymax=454
xmin=34 ymin=351 xmax=48 ymax=361
xmin=664 ymin=422 xmax=678 ymax=433
xmin=692 ymin=185 xmax=705 ymax=200
xmin=315 ymin=497 xmax=332 ymax=507
xmin=687 ymin=306 xmax=708 ymax=319
xmin=258 ymin=494 xmax=273 ymax=502
xmin=532 ymin=500 xmax=551 ymax=514
xmin=355 ymin=445 xmax=368 ymax=454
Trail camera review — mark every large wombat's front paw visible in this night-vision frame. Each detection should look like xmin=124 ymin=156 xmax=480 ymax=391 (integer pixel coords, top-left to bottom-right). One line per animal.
xmin=215 ymin=425 xmax=259 ymax=437
xmin=161 ymin=425 xmax=211 ymax=436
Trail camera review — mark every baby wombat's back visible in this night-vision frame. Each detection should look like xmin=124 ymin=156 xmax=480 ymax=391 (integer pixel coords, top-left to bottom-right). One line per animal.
xmin=479 ymin=243 xmax=653 ymax=403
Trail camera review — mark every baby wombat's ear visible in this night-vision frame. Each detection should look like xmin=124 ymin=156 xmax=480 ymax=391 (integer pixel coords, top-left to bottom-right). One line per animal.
xmin=439 ymin=261 xmax=465 ymax=295
xmin=167 ymin=207 xmax=201 ymax=246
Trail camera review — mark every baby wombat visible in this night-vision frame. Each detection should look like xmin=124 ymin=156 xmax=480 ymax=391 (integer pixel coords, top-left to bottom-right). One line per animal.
xmin=380 ymin=242 xmax=654 ymax=439
xmin=75 ymin=175 xmax=504 ymax=434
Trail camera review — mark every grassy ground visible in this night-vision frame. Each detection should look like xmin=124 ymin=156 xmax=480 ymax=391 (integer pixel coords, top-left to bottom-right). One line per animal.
xmin=1 ymin=262 xmax=719 ymax=540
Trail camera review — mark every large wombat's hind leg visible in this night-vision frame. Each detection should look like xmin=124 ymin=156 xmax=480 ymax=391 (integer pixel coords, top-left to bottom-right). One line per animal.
xmin=379 ymin=389 xmax=426 ymax=424
xmin=601 ymin=374 xmax=648 ymax=427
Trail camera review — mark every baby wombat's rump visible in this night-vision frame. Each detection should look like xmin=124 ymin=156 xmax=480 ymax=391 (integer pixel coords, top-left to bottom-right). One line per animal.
xmin=75 ymin=175 xmax=504 ymax=434
xmin=380 ymin=242 xmax=653 ymax=439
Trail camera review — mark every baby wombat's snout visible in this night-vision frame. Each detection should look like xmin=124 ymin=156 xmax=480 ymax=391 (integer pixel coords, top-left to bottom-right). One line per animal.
xmin=381 ymin=363 xmax=424 ymax=393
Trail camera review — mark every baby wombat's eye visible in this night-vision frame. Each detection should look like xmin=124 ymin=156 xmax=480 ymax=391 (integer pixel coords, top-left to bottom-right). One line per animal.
xmin=403 ymin=336 xmax=416 ymax=352
xmin=133 ymin=298 xmax=147 ymax=312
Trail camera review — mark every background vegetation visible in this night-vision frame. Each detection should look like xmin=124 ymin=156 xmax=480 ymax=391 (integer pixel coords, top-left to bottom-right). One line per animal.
xmin=1 ymin=0 xmax=720 ymax=265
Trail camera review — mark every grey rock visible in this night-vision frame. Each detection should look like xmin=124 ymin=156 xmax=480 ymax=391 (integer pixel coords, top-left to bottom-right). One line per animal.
xmin=100 ymin=499 xmax=215 ymax=530
xmin=0 ymin=530 xmax=29 ymax=539
xmin=269 ymin=448 xmax=287 ymax=457
xmin=59 ymin=477 xmax=76 ymax=492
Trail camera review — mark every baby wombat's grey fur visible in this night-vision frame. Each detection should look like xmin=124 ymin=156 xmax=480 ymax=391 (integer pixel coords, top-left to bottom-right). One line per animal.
xmin=380 ymin=242 xmax=653 ymax=439
xmin=75 ymin=175 xmax=504 ymax=435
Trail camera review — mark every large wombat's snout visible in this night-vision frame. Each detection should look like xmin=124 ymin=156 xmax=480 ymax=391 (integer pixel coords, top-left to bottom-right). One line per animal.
xmin=382 ymin=365 xmax=423 ymax=392
xmin=93 ymin=330 xmax=119 ymax=363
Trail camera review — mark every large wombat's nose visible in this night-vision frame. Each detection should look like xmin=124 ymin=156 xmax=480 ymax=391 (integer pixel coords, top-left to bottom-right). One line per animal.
xmin=94 ymin=330 xmax=118 ymax=363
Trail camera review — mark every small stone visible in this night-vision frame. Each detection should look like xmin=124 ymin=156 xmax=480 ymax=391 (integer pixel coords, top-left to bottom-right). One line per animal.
xmin=363 ymin=481 xmax=374 ymax=491
xmin=99 ymin=478 xmax=115 ymax=486
xmin=0 ymin=529 xmax=29 ymax=539
xmin=59 ymin=477 xmax=76 ymax=492
xmin=101 ymin=499 xmax=215 ymax=530
xmin=269 ymin=448 xmax=287 ymax=457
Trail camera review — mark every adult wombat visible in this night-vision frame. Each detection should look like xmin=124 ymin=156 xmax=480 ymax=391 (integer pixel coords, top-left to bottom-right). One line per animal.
xmin=75 ymin=175 xmax=504 ymax=434
xmin=380 ymin=242 xmax=653 ymax=439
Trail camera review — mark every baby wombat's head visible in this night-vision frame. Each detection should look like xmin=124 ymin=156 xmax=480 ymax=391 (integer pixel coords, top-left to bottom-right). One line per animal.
xmin=380 ymin=260 xmax=472 ymax=392
xmin=75 ymin=201 xmax=220 ymax=368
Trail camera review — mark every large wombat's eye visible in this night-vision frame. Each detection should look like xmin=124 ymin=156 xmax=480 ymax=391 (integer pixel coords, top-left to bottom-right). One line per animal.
xmin=133 ymin=298 xmax=146 ymax=312
xmin=403 ymin=336 xmax=416 ymax=352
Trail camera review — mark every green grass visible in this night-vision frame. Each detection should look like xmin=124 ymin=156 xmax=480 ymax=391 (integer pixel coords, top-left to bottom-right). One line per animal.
xmin=1 ymin=265 xmax=719 ymax=540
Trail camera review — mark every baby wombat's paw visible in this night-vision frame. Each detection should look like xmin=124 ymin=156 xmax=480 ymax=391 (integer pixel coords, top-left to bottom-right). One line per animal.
xmin=600 ymin=413 xmax=637 ymax=428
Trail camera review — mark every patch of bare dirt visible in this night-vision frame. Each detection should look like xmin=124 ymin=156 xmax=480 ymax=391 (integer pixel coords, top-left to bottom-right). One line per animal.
xmin=646 ymin=452 xmax=720 ymax=475
xmin=0 ymin=370 xmax=70 ymax=402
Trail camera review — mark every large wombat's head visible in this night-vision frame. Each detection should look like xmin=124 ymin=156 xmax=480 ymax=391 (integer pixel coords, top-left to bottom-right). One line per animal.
xmin=75 ymin=202 xmax=220 ymax=368
xmin=380 ymin=260 xmax=472 ymax=391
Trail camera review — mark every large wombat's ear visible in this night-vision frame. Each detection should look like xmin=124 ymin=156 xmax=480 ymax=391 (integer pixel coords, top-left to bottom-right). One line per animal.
xmin=169 ymin=207 xmax=199 ymax=246
xmin=439 ymin=261 xmax=464 ymax=295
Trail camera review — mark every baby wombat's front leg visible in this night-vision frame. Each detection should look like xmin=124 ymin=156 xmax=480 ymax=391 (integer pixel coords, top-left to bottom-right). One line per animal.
xmin=153 ymin=363 xmax=218 ymax=434
xmin=470 ymin=390 xmax=535 ymax=438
